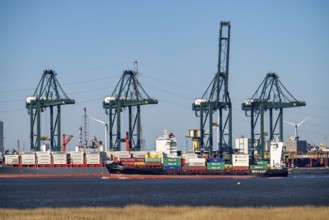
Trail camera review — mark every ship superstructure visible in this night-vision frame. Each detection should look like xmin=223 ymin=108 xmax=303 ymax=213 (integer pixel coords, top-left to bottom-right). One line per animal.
xmin=156 ymin=130 xmax=178 ymax=158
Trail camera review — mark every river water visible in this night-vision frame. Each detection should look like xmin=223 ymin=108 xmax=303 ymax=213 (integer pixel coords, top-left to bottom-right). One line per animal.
xmin=0 ymin=175 xmax=328 ymax=208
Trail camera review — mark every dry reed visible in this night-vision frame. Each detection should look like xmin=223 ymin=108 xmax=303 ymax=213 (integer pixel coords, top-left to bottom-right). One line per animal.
xmin=0 ymin=205 xmax=328 ymax=220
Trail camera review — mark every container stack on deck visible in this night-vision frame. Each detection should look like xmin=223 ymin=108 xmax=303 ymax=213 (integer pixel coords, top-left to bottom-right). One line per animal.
xmin=206 ymin=158 xmax=225 ymax=171
xmin=52 ymin=152 xmax=67 ymax=166
xmin=21 ymin=153 xmax=35 ymax=166
xmin=3 ymin=155 xmax=19 ymax=165
xmin=232 ymin=154 xmax=249 ymax=173
xmin=70 ymin=151 xmax=84 ymax=166
xmin=36 ymin=152 xmax=51 ymax=166
xmin=250 ymin=160 xmax=269 ymax=174
xmin=163 ymin=158 xmax=182 ymax=171
xmin=109 ymin=151 xmax=268 ymax=175
xmin=2 ymin=151 xmax=109 ymax=168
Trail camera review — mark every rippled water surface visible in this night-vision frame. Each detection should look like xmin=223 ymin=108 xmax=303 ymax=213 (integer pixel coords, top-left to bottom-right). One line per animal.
xmin=0 ymin=175 xmax=328 ymax=208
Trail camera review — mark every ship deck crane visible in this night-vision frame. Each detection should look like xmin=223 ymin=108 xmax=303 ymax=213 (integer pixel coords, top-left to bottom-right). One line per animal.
xmin=26 ymin=70 xmax=75 ymax=151
xmin=103 ymin=65 xmax=158 ymax=151
xmin=241 ymin=72 xmax=306 ymax=161
xmin=192 ymin=21 xmax=232 ymax=158
xmin=62 ymin=134 xmax=73 ymax=151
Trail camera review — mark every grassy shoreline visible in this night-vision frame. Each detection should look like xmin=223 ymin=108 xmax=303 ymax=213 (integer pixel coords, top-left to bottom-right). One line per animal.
xmin=1 ymin=205 xmax=328 ymax=220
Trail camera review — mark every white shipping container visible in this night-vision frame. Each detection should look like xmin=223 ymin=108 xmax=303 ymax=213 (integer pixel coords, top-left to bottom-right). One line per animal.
xmin=70 ymin=152 xmax=84 ymax=164
xmin=232 ymin=154 xmax=249 ymax=166
xmin=52 ymin=153 xmax=67 ymax=164
xmin=71 ymin=158 xmax=84 ymax=164
xmin=21 ymin=154 xmax=35 ymax=165
xmin=53 ymin=159 xmax=67 ymax=165
xmin=232 ymin=162 xmax=249 ymax=166
xmin=70 ymin=151 xmax=84 ymax=157
xmin=36 ymin=153 xmax=51 ymax=164
xmin=38 ymin=158 xmax=51 ymax=165
xmin=188 ymin=158 xmax=206 ymax=163
xmin=4 ymin=155 xmax=19 ymax=165
xmin=183 ymin=155 xmax=198 ymax=161
xmin=86 ymin=156 xmax=100 ymax=160
xmin=188 ymin=162 xmax=206 ymax=166
xmin=87 ymin=159 xmax=100 ymax=164
xmin=70 ymin=152 xmax=84 ymax=163
xmin=86 ymin=153 xmax=99 ymax=157
xmin=37 ymin=154 xmax=51 ymax=159
xmin=36 ymin=152 xmax=51 ymax=156
xmin=86 ymin=155 xmax=99 ymax=162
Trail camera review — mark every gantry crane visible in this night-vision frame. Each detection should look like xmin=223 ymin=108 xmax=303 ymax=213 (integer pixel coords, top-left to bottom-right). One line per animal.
xmin=192 ymin=21 xmax=232 ymax=158
xmin=241 ymin=72 xmax=306 ymax=161
xmin=26 ymin=70 xmax=75 ymax=151
xmin=103 ymin=68 xmax=158 ymax=151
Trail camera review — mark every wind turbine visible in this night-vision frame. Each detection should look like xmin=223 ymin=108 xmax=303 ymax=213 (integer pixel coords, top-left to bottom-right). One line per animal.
xmin=284 ymin=117 xmax=309 ymax=140
xmin=90 ymin=117 xmax=109 ymax=151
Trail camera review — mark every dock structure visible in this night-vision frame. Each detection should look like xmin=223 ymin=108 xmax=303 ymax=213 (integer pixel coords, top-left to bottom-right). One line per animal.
xmin=26 ymin=70 xmax=75 ymax=151
xmin=192 ymin=21 xmax=232 ymax=158
xmin=241 ymin=72 xmax=306 ymax=161
xmin=103 ymin=64 xmax=158 ymax=151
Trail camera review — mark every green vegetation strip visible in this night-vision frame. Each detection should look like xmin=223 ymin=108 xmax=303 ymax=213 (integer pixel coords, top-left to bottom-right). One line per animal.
xmin=0 ymin=205 xmax=328 ymax=220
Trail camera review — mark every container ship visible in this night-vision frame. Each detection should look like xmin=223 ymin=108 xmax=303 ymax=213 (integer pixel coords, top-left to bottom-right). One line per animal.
xmin=105 ymin=132 xmax=288 ymax=178
xmin=0 ymin=150 xmax=110 ymax=178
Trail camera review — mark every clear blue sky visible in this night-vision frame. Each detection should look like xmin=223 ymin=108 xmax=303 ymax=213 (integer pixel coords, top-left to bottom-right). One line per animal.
xmin=1 ymin=0 xmax=328 ymax=151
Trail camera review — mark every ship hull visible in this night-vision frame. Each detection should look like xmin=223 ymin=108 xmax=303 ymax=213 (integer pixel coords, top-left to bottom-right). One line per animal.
xmin=0 ymin=165 xmax=108 ymax=178
xmin=106 ymin=163 xmax=288 ymax=177
xmin=262 ymin=167 xmax=288 ymax=177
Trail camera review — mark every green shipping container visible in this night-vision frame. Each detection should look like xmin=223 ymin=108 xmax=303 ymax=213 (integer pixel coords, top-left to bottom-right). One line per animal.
xmin=256 ymin=161 xmax=268 ymax=165
xmin=163 ymin=158 xmax=181 ymax=166
xmin=163 ymin=158 xmax=181 ymax=163
xmin=206 ymin=165 xmax=225 ymax=170
xmin=145 ymin=158 xmax=161 ymax=162
xmin=207 ymin=162 xmax=225 ymax=166
xmin=250 ymin=165 xmax=268 ymax=170
xmin=164 ymin=161 xmax=181 ymax=166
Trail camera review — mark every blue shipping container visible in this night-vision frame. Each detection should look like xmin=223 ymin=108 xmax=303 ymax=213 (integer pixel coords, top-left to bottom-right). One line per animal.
xmin=207 ymin=158 xmax=225 ymax=162
xmin=163 ymin=166 xmax=182 ymax=170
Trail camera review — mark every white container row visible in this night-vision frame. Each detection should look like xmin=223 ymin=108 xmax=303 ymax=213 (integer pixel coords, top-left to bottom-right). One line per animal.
xmin=4 ymin=152 xmax=105 ymax=165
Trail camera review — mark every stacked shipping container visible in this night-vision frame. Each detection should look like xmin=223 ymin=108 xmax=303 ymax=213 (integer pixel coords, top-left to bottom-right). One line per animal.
xmin=163 ymin=158 xmax=181 ymax=170
xmin=232 ymin=154 xmax=249 ymax=171
xmin=36 ymin=152 xmax=51 ymax=165
xmin=7 ymin=155 xmax=19 ymax=165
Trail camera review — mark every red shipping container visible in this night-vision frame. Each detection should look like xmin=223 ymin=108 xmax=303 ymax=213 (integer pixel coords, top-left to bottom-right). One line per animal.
xmin=232 ymin=166 xmax=249 ymax=171
xmin=144 ymin=162 xmax=162 ymax=166
xmin=135 ymin=158 xmax=145 ymax=162
xmin=187 ymin=166 xmax=206 ymax=171
xmin=121 ymin=162 xmax=135 ymax=166
xmin=120 ymin=158 xmax=136 ymax=162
